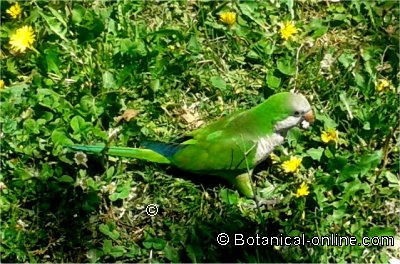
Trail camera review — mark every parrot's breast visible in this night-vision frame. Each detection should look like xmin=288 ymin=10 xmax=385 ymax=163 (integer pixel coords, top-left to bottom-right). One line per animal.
xmin=254 ymin=133 xmax=284 ymax=164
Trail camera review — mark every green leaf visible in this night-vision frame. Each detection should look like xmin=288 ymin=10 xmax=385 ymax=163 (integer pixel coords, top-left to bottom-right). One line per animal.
xmin=385 ymin=171 xmax=399 ymax=187
xmin=109 ymin=182 xmax=130 ymax=201
xmin=142 ymin=238 xmax=166 ymax=250
xmin=6 ymin=58 xmax=18 ymax=74
xmin=359 ymin=150 xmax=383 ymax=167
xmin=186 ymin=242 xmax=202 ymax=263
xmin=102 ymin=240 xmax=113 ymax=254
xmin=51 ymin=129 xmax=73 ymax=146
xmin=219 ymin=189 xmax=239 ymax=205
xmin=238 ymin=2 xmax=255 ymax=19
xmin=99 ymin=222 xmax=120 ymax=240
xmin=48 ymin=6 xmax=68 ymax=28
xmin=70 ymin=116 xmax=88 ymax=134
xmin=338 ymin=50 xmax=356 ymax=69
xmin=210 ymin=76 xmax=227 ymax=90
xmin=23 ymin=119 xmax=40 ymax=134
xmin=327 ymin=156 xmax=348 ymax=172
xmin=71 ymin=5 xmax=85 ymax=24
xmin=126 ymin=244 xmax=141 ymax=257
xmin=37 ymin=89 xmax=61 ymax=109
xmin=44 ymin=48 xmax=60 ymax=74
xmin=58 ymin=175 xmax=74 ymax=183
xmin=188 ymin=34 xmax=201 ymax=53
xmin=86 ymin=249 xmax=102 ymax=263
xmin=306 ymin=147 xmax=324 ymax=161
xmin=277 ymin=58 xmax=295 ymax=76
xmin=164 ymin=244 xmax=180 ymax=262
xmin=109 ymin=246 xmax=126 ymax=258
xmin=317 ymin=113 xmax=338 ymax=129
xmin=312 ymin=26 xmax=329 ymax=38
xmin=103 ymin=71 xmax=116 ymax=89
xmin=132 ymin=40 xmax=147 ymax=56
xmin=106 ymin=166 xmax=115 ymax=178
xmin=283 ymin=0 xmax=294 ymax=18
xmin=331 ymin=207 xmax=346 ymax=221
xmin=287 ymin=127 xmax=301 ymax=147
xmin=150 ymin=79 xmax=160 ymax=92
xmin=246 ymin=50 xmax=259 ymax=60
xmin=238 ymin=2 xmax=264 ymax=27
xmin=363 ymin=122 xmax=371 ymax=130
xmin=266 ymin=74 xmax=281 ymax=89
xmin=348 ymin=150 xmax=383 ymax=176
xmin=102 ymin=240 xmax=126 ymax=257
xmin=78 ymin=95 xmax=96 ymax=114
xmin=40 ymin=12 xmax=68 ymax=42
xmin=324 ymin=148 xmax=334 ymax=159
xmin=341 ymin=178 xmax=371 ymax=201
xmin=120 ymin=38 xmax=134 ymax=53
xmin=368 ymin=227 xmax=395 ymax=238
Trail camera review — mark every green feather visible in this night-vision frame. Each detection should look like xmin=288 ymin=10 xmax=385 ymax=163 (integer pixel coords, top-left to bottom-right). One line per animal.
xmin=67 ymin=145 xmax=170 ymax=164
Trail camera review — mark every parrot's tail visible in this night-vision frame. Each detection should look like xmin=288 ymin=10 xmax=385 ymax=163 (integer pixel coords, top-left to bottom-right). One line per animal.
xmin=66 ymin=145 xmax=171 ymax=164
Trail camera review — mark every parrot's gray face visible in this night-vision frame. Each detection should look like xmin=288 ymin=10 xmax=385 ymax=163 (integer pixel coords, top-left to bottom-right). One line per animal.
xmin=274 ymin=93 xmax=314 ymax=133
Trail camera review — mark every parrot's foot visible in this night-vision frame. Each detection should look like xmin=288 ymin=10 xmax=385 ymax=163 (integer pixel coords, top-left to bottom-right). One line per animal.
xmin=234 ymin=172 xmax=254 ymax=198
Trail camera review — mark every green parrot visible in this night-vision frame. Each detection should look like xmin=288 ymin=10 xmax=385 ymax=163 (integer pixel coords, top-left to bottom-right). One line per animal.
xmin=68 ymin=92 xmax=314 ymax=197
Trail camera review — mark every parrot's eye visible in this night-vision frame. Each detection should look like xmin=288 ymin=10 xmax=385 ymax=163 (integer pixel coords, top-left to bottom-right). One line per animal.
xmin=294 ymin=111 xmax=301 ymax=116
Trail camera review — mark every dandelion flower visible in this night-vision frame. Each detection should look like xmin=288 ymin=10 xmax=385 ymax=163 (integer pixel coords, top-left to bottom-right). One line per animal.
xmin=9 ymin=25 xmax=35 ymax=53
xmin=6 ymin=3 xmax=22 ymax=19
xmin=321 ymin=128 xmax=338 ymax=143
xmin=220 ymin=12 xmax=236 ymax=26
xmin=280 ymin=21 xmax=298 ymax=40
xmin=295 ymin=182 xmax=310 ymax=198
xmin=282 ymin=156 xmax=302 ymax=173
xmin=376 ymin=79 xmax=390 ymax=92
xmin=0 ymin=80 xmax=4 ymax=90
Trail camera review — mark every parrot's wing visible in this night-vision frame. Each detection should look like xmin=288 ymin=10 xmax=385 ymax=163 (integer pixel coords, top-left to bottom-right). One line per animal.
xmin=172 ymin=131 xmax=258 ymax=174
xmin=139 ymin=136 xmax=257 ymax=198
xmin=185 ymin=110 xmax=247 ymax=140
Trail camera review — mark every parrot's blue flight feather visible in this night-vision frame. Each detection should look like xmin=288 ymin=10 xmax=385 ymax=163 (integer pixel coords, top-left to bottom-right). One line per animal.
xmin=141 ymin=141 xmax=187 ymax=159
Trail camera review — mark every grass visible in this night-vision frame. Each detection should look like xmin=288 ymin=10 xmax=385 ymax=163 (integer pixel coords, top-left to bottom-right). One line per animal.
xmin=1 ymin=0 xmax=399 ymax=262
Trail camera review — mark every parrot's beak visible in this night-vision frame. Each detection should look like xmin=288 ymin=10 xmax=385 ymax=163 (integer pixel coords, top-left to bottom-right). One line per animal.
xmin=304 ymin=110 xmax=315 ymax=124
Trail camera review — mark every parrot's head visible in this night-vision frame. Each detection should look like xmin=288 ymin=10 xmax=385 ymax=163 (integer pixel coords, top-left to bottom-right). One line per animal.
xmin=269 ymin=92 xmax=314 ymax=133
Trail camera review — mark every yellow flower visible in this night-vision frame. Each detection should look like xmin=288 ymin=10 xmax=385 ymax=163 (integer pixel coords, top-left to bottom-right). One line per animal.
xmin=6 ymin=3 xmax=22 ymax=19
xmin=321 ymin=128 xmax=338 ymax=143
xmin=281 ymin=156 xmax=302 ymax=173
xmin=280 ymin=21 xmax=298 ymax=40
xmin=295 ymin=182 xmax=310 ymax=198
xmin=220 ymin=12 xmax=236 ymax=26
xmin=9 ymin=26 xmax=35 ymax=53
xmin=0 ymin=80 xmax=4 ymax=90
xmin=376 ymin=79 xmax=390 ymax=92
